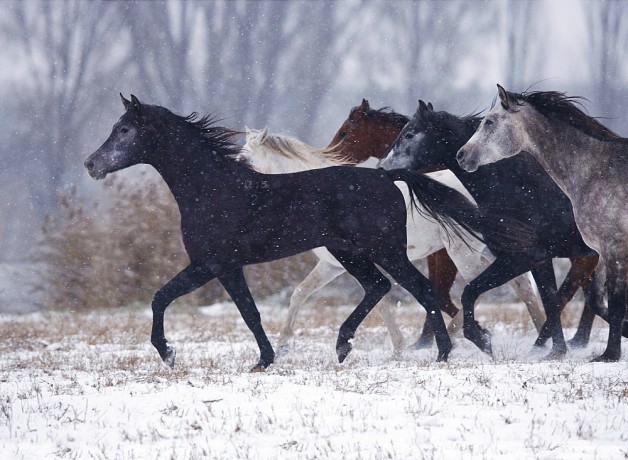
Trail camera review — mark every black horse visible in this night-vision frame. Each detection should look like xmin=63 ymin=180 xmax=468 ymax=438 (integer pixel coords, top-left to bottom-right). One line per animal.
xmin=378 ymin=101 xmax=614 ymax=359
xmin=84 ymin=95 xmax=527 ymax=370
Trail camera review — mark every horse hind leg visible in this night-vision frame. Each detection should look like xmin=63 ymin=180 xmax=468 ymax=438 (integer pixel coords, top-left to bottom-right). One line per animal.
xmin=460 ymin=255 xmax=533 ymax=356
xmin=535 ymin=255 xmax=598 ymax=347
xmin=374 ymin=301 xmax=405 ymax=359
xmin=276 ymin=259 xmax=346 ymax=357
xmin=327 ymin=250 xmax=391 ymax=364
xmin=376 ymin=255 xmax=452 ymax=362
xmin=410 ymin=249 xmax=459 ymax=350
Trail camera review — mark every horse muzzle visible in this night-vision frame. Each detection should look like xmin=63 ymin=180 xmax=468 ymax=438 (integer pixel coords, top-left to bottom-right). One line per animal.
xmin=84 ymin=155 xmax=108 ymax=180
xmin=456 ymin=148 xmax=478 ymax=173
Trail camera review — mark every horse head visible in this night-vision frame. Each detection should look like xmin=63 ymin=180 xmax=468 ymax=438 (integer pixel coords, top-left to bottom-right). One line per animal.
xmin=457 ymin=84 xmax=527 ymax=172
xmin=84 ymin=94 xmax=154 ymax=179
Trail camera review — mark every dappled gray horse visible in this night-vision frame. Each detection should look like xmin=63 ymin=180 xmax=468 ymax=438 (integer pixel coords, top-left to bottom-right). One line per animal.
xmin=458 ymin=84 xmax=628 ymax=362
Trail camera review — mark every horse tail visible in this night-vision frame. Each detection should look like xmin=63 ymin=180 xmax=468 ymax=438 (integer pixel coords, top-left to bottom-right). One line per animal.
xmin=386 ymin=169 xmax=534 ymax=253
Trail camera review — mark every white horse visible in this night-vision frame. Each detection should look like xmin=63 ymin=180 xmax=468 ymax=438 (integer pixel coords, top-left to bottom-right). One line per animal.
xmin=240 ymin=128 xmax=544 ymax=357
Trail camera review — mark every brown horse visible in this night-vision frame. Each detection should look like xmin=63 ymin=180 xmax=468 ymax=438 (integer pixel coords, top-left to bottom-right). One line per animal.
xmin=329 ymin=99 xmax=601 ymax=348
xmin=329 ymin=100 xmax=466 ymax=347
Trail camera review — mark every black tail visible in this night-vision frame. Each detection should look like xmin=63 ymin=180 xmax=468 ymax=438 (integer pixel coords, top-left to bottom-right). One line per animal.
xmin=386 ymin=169 xmax=535 ymax=253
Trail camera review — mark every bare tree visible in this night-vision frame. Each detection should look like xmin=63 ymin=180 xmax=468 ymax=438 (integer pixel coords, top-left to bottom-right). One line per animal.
xmin=584 ymin=0 xmax=628 ymax=130
xmin=501 ymin=0 xmax=541 ymax=90
xmin=0 ymin=1 xmax=128 ymax=257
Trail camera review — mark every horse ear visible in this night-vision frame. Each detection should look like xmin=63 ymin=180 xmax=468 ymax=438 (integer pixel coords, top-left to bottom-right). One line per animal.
xmin=120 ymin=93 xmax=131 ymax=110
xmin=261 ymin=127 xmax=269 ymax=142
xmin=427 ymin=102 xmax=434 ymax=111
xmin=130 ymin=94 xmax=142 ymax=110
xmin=418 ymin=100 xmax=429 ymax=114
xmin=122 ymin=94 xmax=142 ymax=113
xmin=497 ymin=84 xmax=510 ymax=110
xmin=359 ymin=98 xmax=370 ymax=114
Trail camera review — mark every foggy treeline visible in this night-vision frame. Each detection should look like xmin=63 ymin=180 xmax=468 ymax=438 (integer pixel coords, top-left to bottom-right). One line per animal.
xmin=0 ymin=0 xmax=626 ymax=267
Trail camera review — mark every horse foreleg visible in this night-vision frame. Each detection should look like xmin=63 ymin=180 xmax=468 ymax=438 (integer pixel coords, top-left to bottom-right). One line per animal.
xmin=219 ymin=268 xmax=275 ymax=371
xmin=276 ymin=260 xmax=345 ymax=357
xmin=592 ymin=261 xmax=626 ymax=362
xmin=531 ymin=261 xmax=566 ymax=359
xmin=151 ymin=262 xmax=216 ymax=367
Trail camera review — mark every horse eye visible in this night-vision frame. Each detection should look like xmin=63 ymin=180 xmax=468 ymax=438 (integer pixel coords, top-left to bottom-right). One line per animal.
xmin=405 ymin=132 xmax=414 ymax=140
xmin=484 ymin=119 xmax=494 ymax=126
xmin=120 ymin=127 xmax=129 ymax=134
xmin=338 ymin=131 xmax=347 ymax=139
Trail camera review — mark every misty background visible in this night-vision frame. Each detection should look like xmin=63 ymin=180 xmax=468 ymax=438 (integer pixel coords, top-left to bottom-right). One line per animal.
xmin=0 ymin=0 xmax=626 ymax=311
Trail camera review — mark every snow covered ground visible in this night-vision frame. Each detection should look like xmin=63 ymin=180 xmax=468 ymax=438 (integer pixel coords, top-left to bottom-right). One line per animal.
xmin=1 ymin=301 xmax=627 ymax=459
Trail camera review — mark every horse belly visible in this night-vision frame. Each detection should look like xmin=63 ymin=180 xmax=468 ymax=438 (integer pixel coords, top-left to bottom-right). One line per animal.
xmin=331 ymin=185 xmax=408 ymax=252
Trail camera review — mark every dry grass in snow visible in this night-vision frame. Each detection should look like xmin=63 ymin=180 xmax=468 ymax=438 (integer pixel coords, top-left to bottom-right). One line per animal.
xmin=1 ymin=300 xmax=627 ymax=459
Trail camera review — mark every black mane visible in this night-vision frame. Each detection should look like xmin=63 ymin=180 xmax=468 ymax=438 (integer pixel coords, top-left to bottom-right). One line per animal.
xmin=424 ymin=108 xmax=483 ymax=133
xmin=517 ymin=90 xmax=625 ymax=142
xmin=148 ymin=105 xmax=243 ymax=158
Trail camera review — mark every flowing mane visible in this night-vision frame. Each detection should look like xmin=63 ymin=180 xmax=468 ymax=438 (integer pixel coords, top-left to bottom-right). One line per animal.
xmin=247 ymin=129 xmax=355 ymax=165
xmin=515 ymin=91 xmax=625 ymax=142
xmin=360 ymin=106 xmax=410 ymax=128
xmin=424 ymin=108 xmax=483 ymax=132
xmin=147 ymin=105 xmax=243 ymax=158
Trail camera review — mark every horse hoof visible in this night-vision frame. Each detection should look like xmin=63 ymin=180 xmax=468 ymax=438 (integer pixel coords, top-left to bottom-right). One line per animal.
xmin=567 ymin=337 xmax=589 ymax=349
xmin=464 ymin=326 xmax=492 ymax=356
xmin=336 ymin=342 xmax=352 ymax=363
xmin=391 ymin=349 xmax=403 ymax=361
xmin=542 ymin=348 xmax=566 ymax=361
xmin=275 ymin=344 xmax=290 ymax=359
xmin=590 ymin=351 xmax=620 ymax=363
xmin=163 ymin=346 xmax=176 ymax=368
xmin=407 ymin=338 xmax=433 ymax=350
xmin=250 ymin=356 xmax=274 ymax=372
xmin=436 ymin=349 xmax=451 ymax=363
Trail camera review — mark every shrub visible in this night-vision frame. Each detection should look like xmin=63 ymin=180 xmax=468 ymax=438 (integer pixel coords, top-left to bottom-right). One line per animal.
xmin=33 ymin=173 xmax=316 ymax=310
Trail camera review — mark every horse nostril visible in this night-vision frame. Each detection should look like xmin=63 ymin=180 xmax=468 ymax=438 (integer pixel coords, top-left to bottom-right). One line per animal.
xmin=456 ymin=150 xmax=465 ymax=162
xmin=84 ymin=159 xmax=94 ymax=170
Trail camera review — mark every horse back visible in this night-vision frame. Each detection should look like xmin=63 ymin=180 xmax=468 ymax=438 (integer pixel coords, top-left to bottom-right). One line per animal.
xmin=180 ymin=166 xmax=408 ymax=266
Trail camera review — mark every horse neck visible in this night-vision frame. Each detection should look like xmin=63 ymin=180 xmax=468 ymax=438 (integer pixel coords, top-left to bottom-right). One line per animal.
xmin=518 ymin=112 xmax=602 ymax=202
xmin=346 ymin=121 xmax=402 ymax=162
xmin=150 ymin=142 xmax=253 ymax=206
